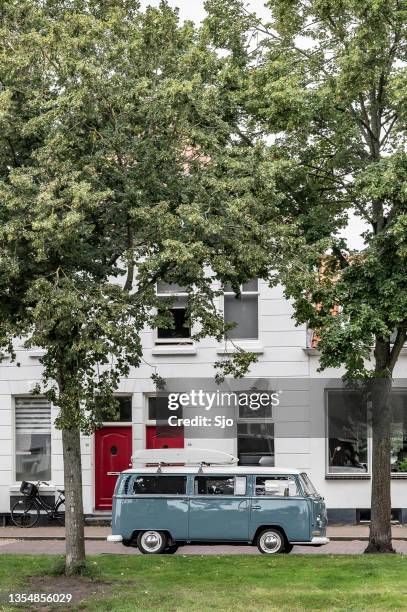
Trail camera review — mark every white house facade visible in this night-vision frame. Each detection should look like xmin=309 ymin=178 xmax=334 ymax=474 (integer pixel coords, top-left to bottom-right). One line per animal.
xmin=1 ymin=278 xmax=406 ymax=524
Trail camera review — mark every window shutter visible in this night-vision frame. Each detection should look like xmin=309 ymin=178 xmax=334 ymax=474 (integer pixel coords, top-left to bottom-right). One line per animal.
xmin=15 ymin=398 xmax=51 ymax=434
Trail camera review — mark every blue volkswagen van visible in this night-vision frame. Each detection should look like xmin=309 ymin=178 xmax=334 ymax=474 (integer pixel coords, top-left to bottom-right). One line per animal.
xmin=107 ymin=466 xmax=329 ymax=554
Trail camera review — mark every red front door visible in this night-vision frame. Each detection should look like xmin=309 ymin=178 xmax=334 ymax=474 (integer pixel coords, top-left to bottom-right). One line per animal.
xmin=95 ymin=426 xmax=132 ymax=510
xmin=146 ymin=425 xmax=184 ymax=449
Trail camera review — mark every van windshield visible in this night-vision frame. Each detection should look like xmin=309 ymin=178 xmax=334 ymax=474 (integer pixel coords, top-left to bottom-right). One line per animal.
xmin=299 ymin=473 xmax=320 ymax=497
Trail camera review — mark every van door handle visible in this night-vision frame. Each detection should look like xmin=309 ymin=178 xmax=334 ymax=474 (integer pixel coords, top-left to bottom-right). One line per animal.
xmin=251 ymin=505 xmax=261 ymax=510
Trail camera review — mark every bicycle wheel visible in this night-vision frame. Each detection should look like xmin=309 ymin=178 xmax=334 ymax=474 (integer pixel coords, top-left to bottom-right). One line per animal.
xmin=52 ymin=499 xmax=65 ymax=526
xmin=11 ymin=498 xmax=40 ymax=528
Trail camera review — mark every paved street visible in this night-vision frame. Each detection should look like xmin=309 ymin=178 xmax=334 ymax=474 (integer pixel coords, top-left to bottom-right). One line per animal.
xmin=0 ymin=537 xmax=407 ymax=555
xmin=0 ymin=525 xmax=406 ymax=555
xmin=1 ymin=524 xmax=407 ymax=540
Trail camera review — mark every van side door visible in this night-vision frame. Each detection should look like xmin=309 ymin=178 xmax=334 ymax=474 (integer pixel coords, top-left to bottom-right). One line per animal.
xmin=120 ymin=474 xmax=189 ymax=541
xmin=249 ymin=475 xmax=310 ymax=542
xmin=188 ymin=475 xmax=249 ymax=541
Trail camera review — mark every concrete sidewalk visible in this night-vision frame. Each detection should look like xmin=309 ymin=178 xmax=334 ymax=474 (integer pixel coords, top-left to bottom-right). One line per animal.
xmin=1 ymin=539 xmax=407 ymax=555
xmin=1 ymin=524 xmax=407 ymax=540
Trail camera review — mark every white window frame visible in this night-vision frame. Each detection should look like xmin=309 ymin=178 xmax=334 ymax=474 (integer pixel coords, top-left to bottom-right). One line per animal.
xmin=14 ymin=396 xmax=52 ymax=484
xmin=390 ymin=388 xmax=407 ymax=475
xmin=145 ymin=393 xmax=162 ymax=426
xmin=155 ymin=284 xmax=194 ymax=345
xmin=325 ymin=389 xmax=371 ymax=477
xmin=144 ymin=393 xmax=183 ymax=426
xmin=236 ymin=390 xmax=275 ymax=466
xmin=223 ymin=280 xmax=259 ymax=341
xmin=99 ymin=394 xmax=133 ymax=427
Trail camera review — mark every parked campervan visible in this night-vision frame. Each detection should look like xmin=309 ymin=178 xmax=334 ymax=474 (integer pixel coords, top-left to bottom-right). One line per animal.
xmin=107 ymin=449 xmax=329 ymax=554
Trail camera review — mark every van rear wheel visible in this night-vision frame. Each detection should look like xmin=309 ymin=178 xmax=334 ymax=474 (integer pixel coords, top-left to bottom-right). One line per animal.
xmin=257 ymin=529 xmax=285 ymax=554
xmin=137 ymin=530 xmax=168 ymax=554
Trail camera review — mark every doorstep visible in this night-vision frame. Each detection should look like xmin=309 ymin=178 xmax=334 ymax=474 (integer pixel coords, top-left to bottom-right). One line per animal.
xmin=84 ymin=512 xmax=112 ymax=526
xmin=0 ymin=524 xmax=407 ymax=541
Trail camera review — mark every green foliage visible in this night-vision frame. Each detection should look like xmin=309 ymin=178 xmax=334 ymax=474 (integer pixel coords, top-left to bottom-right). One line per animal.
xmin=0 ymin=0 xmax=275 ymax=432
xmin=215 ymin=350 xmax=258 ymax=384
xmin=205 ymin=0 xmax=407 ymax=378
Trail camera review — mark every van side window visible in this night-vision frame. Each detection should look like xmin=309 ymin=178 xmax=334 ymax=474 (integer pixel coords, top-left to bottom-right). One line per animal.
xmin=255 ymin=476 xmax=299 ymax=497
xmin=133 ymin=476 xmax=186 ymax=495
xmin=195 ymin=476 xmax=236 ymax=495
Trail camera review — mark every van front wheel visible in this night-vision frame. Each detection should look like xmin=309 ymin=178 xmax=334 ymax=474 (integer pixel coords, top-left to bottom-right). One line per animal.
xmin=257 ymin=529 xmax=285 ymax=554
xmin=137 ymin=530 xmax=168 ymax=554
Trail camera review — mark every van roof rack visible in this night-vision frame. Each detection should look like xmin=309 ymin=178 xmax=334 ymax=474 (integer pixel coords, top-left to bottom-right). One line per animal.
xmin=131 ymin=448 xmax=238 ymax=471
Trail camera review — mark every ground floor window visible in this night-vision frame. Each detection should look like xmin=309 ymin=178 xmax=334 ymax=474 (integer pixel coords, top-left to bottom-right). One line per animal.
xmin=96 ymin=396 xmax=132 ymax=423
xmin=327 ymin=388 xmax=407 ymax=475
xmin=237 ymin=422 xmax=274 ymax=466
xmin=391 ymin=391 xmax=407 ymax=473
xmin=15 ymin=397 xmax=51 ymax=481
xmin=148 ymin=395 xmax=182 ymax=422
xmin=326 ymin=389 xmax=368 ymax=474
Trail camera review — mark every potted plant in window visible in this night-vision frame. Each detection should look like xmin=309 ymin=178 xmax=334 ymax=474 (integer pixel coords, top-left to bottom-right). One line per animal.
xmin=392 ymin=458 xmax=407 ymax=473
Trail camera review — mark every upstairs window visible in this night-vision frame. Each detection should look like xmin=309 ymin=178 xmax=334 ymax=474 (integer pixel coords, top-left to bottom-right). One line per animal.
xmin=224 ymin=279 xmax=259 ymax=340
xmin=15 ymin=397 xmax=51 ymax=482
xmin=156 ymin=282 xmax=191 ymax=344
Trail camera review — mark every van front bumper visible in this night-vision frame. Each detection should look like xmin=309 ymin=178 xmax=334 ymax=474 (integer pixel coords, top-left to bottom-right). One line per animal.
xmin=291 ymin=537 xmax=330 ymax=546
xmin=107 ymin=535 xmax=123 ymax=543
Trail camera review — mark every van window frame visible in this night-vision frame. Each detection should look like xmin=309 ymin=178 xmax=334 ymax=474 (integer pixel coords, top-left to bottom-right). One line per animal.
xmin=129 ymin=474 xmax=188 ymax=496
xmin=254 ymin=474 xmax=303 ymax=498
xmin=193 ymin=474 xmax=247 ymax=496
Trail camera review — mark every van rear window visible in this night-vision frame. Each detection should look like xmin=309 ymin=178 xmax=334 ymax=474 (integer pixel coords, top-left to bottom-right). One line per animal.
xmin=132 ymin=475 xmax=186 ymax=495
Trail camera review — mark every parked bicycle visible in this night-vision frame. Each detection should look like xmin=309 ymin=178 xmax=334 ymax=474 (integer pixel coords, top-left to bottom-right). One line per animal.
xmin=11 ymin=481 xmax=65 ymax=528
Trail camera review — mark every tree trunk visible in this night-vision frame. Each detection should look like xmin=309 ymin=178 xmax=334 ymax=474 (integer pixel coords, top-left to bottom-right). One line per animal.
xmin=365 ymin=376 xmax=394 ymax=553
xmin=62 ymin=427 xmax=86 ymax=573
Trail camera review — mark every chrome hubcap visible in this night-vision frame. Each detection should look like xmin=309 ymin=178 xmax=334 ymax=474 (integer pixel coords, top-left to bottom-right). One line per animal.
xmin=141 ymin=531 xmax=162 ymax=552
xmin=260 ymin=532 xmax=281 ymax=553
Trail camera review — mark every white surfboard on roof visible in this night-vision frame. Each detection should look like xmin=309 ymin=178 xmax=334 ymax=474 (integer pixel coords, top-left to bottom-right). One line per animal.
xmin=131 ymin=447 xmax=238 ymax=466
